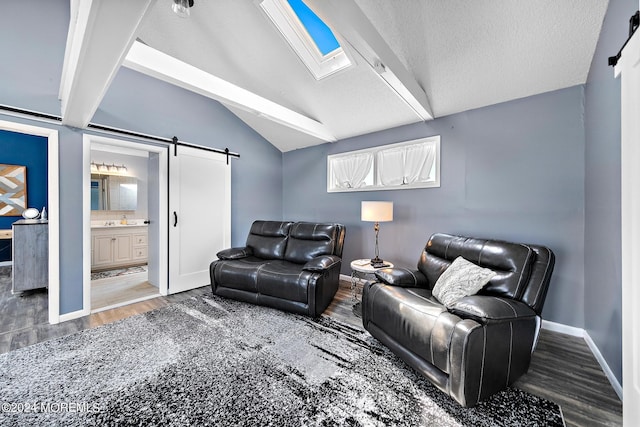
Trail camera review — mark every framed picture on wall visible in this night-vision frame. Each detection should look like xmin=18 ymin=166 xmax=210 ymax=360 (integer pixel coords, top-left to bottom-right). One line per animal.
xmin=0 ymin=164 xmax=27 ymax=216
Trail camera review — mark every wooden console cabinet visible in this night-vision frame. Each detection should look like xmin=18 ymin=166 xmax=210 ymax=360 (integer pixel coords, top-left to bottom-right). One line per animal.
xmin=12 ymin=219 xmax=48 ymax=292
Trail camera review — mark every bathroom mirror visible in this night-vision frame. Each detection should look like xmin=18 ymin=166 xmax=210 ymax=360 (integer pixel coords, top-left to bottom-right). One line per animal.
xmin=91 ymin=174 xmax=138 ymax=211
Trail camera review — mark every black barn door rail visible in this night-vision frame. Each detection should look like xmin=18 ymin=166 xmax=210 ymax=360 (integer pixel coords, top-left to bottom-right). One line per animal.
xmin=608 ymin=11 xmax=640 ymax=67
xmin=0 ymin=104 xmax=240 ymax=161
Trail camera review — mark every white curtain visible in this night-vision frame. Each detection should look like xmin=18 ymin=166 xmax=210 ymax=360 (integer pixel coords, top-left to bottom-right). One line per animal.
xmin=404 ymin=143 xmax=436 ymax=183
xmin=376 ymin=147 xmax=405 ymax=186
xmin=377 ymin=143 xmax=436 ymax=185
xmin=332 ymin=152 xmax=373 ymax=189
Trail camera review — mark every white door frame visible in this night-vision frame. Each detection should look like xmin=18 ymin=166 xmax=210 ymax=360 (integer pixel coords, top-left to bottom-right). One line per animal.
xmin=615 ymin=28 xmax=640 ymax=426
xmin=82 ymin=134 xmax=169 ymax=315
xmin=0 ymin=119 xmax=60 ymax=324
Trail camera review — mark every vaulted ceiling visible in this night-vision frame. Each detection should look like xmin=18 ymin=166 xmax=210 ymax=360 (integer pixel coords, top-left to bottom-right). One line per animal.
xmin=60 ymin=0 xmax=609 ymax=152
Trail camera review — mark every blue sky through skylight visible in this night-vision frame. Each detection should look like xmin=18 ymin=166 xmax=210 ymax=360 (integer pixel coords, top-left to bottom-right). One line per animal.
xmin=287 ymin=0 xmax=340 ymax=55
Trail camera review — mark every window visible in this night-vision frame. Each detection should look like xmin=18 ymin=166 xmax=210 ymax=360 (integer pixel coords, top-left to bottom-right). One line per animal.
xmin=327 ymin=136 xmax=440 ymax=192
xmin=260 ymin=0 xmax=352 ymax=80
xmin=286 ymin=0 xmax=339 ymax=55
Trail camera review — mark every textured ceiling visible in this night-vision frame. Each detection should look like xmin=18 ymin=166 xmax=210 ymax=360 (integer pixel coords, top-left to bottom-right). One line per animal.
xmin=355 ymin=0 xmax=609 ymax=117
xmin=136 ymin=0 xmax=608 ymax=151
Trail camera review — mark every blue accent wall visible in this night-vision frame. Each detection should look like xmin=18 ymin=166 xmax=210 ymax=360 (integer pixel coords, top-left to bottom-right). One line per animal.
xmin=583 ymin=0 xmax=635 ymax=386
xmin=283 ymin=86 xmax=586 ymax=327
xmin=0 ymin=129 xmax=48 ymax=262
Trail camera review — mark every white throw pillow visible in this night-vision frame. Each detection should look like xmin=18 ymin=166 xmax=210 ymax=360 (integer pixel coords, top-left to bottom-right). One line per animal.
xmin=432 ymin=256 xmax=497 ymax=307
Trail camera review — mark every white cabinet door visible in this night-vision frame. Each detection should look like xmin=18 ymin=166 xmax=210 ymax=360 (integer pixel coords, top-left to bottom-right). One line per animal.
xmin=93 ymin=235 xmax=114 ymax=267
xmin=169 ymin=145 xmax=231 ymax=294
xmin=113 ymin=234 xmax=132 ymax=264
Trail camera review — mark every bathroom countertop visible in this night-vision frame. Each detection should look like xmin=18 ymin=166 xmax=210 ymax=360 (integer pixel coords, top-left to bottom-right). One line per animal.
xmin=91 ymin=221 xmax=148 ymax=229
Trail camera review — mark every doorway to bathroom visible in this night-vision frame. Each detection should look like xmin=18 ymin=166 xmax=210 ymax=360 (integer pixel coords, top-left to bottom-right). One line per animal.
xmin=82 ymin=135 xmax=168 ymax=313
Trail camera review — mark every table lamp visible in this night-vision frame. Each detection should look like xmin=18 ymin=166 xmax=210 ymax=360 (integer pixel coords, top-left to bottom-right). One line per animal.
xmin=361 ymin=201 xmax=394 ymax=264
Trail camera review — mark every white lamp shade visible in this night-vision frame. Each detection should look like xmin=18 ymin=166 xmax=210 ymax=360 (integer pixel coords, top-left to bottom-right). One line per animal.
xmin=361 ymin=201 xmax=393 ymax=222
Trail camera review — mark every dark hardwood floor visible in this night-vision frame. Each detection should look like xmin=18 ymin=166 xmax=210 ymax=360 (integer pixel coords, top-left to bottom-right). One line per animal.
xmin=0 ymin=268 xmax=623 ymax=426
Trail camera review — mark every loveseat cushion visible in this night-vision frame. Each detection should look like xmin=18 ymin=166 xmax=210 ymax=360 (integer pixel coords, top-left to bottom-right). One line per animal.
xmin=255 ymin=260 xmax=311 ymax=303
xmin=214 ymin=258 xmax=312 ymax=304
xmin=213 ymin=256 xmax=267 ymax=293
xmin=245 ymin=221 xmax=293 ymax=260
xmin=420 ymin=234 xmax=536 ymax=301
xmin=284 ymin=222 xmax=341 ymax=264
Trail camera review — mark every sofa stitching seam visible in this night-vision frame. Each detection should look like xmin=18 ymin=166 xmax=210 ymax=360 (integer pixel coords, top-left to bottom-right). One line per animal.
xmin=477 ymin=326 xmax=487 ymax=405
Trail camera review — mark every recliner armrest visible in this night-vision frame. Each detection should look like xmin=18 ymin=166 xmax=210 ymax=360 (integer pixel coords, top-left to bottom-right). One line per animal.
xmin=448 ymin=295 xmax=537 ymax=324
xmin=374 ymin=268 xmax=428 ymax=288
xmin=303 ymin=255 xmax=341 ymax=272
xmin=217 ymin=246 xmax=253 ymax=260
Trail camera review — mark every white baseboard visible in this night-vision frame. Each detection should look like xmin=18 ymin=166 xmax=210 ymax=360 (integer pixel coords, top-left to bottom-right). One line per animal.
xmin=584 ymin=331 xmax=623 ymax=400
xmin=90 ymin=294 xmax=160 ymax=314
xmin=541 ymin=319 xmax=584 ymax=337
xmin=541 ymin=319 xmax=622 ymax=401
xmin=58 ymin=308 xmax=91 ymax=323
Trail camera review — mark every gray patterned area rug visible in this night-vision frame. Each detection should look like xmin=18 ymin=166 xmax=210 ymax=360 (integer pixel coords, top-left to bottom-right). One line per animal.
xmin=90 ymin=265 xmax=148 ymax=281
xmin=0 ymin=295 xmax=564 ymax=426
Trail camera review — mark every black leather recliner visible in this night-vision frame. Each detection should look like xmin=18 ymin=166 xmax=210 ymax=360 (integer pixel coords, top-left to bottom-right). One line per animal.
xmin=362 ymin=233 xmax=555 ymax=407
xmin=210 ymin=220 xmax=346 ymax=317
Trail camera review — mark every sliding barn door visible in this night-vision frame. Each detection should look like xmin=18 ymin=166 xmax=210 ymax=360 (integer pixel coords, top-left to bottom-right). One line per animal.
xmin=617 ymin=28 xmax=640 ymax=426
xmin=169 ymin=145 xmax=230 ymax=294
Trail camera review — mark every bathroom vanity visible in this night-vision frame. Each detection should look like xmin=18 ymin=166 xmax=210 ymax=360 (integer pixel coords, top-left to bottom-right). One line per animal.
xmin=91 ymin=223 xmax=148 ymax=271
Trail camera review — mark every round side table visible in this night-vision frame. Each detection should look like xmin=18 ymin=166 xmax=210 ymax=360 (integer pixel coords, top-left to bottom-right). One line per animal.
xmin=350 ymin=259 xmax=394 ymax=318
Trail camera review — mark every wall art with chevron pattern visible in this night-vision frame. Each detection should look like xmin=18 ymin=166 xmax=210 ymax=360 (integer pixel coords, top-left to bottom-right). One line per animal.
xmin=0 ymin=164 xmax=27 ymax=216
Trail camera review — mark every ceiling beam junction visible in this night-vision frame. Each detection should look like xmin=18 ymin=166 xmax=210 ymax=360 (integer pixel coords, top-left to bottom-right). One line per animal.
xmin=306 ymin=0 xmax=434 ymax=121
xmin=123 ymin=41 xmax=337 ymax=142
xmin=59 ymin=0 xmax=157 ymax=128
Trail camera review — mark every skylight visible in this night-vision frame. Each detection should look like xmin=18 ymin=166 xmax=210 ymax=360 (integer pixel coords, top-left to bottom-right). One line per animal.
xmin=260 ymin=0 xmax=352 ymax=80
xmin=286 ymin=0 xmax=340 ymax=56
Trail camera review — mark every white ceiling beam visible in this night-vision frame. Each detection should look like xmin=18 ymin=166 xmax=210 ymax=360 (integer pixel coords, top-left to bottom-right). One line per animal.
xmin=59 ymin=0 xmax=156 ymax=128
xmin=306 ymin=0 xmax=434 ymax=121
xmin=123 ymin=41 xmax=337 ymax=142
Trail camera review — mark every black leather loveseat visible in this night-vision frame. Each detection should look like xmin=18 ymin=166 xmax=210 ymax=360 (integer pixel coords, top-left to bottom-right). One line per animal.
xmin=362 ymin=233 xmax=555 ymax=407
xmin=210 ymin=220 xmax=346 ymax=317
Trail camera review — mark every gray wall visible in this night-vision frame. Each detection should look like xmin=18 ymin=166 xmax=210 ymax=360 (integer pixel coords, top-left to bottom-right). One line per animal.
xmin=283 ymin=86 xmax=586 ymax=327
xmin=93 ymin=67 xmax=284 ymax=248
xmin=0 ymin=0 xmax=283 ymax=315
xmin=0 ymin=0 xmax=67 ymax=116
xmin=0 ymin=0 xmax=627 ymax=385
xmin=583 ymin=0 xmax=635 ymax=385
